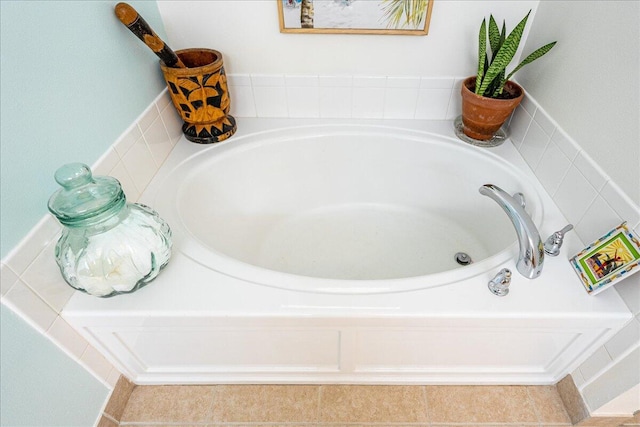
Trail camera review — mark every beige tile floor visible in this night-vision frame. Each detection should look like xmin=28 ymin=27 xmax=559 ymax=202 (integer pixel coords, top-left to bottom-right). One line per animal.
xmin=104 ymin=384 xmax=586 ymax=426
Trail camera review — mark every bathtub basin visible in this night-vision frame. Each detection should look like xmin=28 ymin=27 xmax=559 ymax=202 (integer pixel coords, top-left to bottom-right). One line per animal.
xmin=155 ymin=124 xmax=542 ymax=293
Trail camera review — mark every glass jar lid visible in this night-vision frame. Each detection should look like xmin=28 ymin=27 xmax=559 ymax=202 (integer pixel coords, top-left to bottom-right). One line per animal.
xmin=48 ymin=163 xmax=126 ymax=226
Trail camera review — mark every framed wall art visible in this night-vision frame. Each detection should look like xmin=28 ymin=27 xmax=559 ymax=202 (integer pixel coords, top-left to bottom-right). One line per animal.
xmin=570 ymin=222 xmax=640 ymax=295
xmin=278 ymin=0 xmax=434 ymax=35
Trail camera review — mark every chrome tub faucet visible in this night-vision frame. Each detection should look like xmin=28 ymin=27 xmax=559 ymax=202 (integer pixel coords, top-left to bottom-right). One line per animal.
xmin=479 ymin=184 xmax=545 ymax=279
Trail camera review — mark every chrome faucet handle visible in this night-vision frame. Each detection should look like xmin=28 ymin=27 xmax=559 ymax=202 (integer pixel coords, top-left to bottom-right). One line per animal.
xmin=544 ymin=224 xmax=574 ymax=256
xmin=488 ymin=268 xmax=511 ymax=296
xmin=513 ymin=192 xmax=526 ymax=209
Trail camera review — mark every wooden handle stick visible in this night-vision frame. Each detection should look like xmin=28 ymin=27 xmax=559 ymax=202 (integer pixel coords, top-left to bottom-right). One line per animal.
xmin=115 ymin=2 xmax=186 ymax=68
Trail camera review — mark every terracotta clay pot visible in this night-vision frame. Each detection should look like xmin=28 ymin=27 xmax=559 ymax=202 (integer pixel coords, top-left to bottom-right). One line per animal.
xmin=460 ymin=76 xmax=524 ymax=141
xmin=160 ymin=48 xmax=237 ymax=144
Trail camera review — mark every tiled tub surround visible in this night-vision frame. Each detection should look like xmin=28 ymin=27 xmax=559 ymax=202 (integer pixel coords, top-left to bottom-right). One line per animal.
xmin=0 ymin=90 xmax=182 ymax=391
xmin=228 ymin=74 xmax=462 ymax=120
xmin=507 ymin=96 xmax=640 ymax=415
xmin=1 ymin=75 xmax=639 ymax=421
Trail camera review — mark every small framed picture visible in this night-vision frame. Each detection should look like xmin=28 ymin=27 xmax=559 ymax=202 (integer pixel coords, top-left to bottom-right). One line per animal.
xmin=570 ymin=222 xmax=640 ymax=295
xmin=277 ymin=0 xmax=434 ymax=35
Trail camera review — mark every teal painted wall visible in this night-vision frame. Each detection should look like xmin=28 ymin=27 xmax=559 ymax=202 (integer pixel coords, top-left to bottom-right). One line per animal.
xmin=0 ymin=306 xmax=110 ymax=426
xmin=0 ymin=1 xmax=167 ymax=425
xmin=0 ymin=0 xmax=168 ymax=257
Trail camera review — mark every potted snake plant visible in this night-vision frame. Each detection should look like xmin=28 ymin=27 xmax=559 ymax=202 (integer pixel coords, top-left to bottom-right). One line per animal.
xmin=461 ymin=10 xmax=556 ymax=141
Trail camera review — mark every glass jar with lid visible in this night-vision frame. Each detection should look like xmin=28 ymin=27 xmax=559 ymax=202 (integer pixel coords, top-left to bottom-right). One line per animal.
xmin=48 ymin=163 xmax=172 ymax=297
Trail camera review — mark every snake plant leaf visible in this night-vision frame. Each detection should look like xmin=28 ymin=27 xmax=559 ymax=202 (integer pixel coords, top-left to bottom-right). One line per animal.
xmin=476 ymin=18 xmax=487 ymax=91
xmin=499 ymin=21 xmax=506 ymax=53
xmin=493 ymin=21 xmax=507 ymax=89
xmin=488 ymin=15 xmax=501 ymax=59
xmin=477 ymin=10 xmax=531 ymax=96
xmin=505 ymin=41 xmax=557 ymax=82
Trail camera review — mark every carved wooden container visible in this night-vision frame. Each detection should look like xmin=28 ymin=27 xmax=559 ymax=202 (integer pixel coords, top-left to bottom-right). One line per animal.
xmin=160 ymin=48 xmax=236 ymax=144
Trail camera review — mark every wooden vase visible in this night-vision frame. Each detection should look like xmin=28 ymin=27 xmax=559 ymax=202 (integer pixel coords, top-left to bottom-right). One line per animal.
xmin=160 ymin=48 xmax=236 ymax=144
xmin=460 ymin=76 xmax=523 ymax=141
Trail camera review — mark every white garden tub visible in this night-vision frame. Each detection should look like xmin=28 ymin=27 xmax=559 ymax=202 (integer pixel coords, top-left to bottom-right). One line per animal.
xmin=63 ymin=119 xmax=631 ymax=385
xmin=155 ymin=123 xmax=542 ymax=293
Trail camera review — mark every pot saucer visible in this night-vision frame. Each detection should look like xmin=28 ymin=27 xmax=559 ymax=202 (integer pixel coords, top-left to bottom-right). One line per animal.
xmin=454 ymin=116 xmax=507 ymax=147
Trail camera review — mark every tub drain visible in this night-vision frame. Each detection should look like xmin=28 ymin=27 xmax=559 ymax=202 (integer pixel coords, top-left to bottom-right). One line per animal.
xmin=454 ymin=252 xmax=473 ymax=266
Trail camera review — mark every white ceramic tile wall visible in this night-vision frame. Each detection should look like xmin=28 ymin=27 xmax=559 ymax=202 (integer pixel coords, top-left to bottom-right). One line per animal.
xmin=0 ymin=89 xmax=181 ymax=390
xmin=581 ymin=347 xmax=640 ymax=414
xmin=509 ymin=93 xmax=640 ymax=414
xmin=228 ymin=74 xmax=460 ymax=121
xmin=2 ymin=75 xmax=639 ymax=414
xmin=509 ymin=100 xmax=640 ymax=238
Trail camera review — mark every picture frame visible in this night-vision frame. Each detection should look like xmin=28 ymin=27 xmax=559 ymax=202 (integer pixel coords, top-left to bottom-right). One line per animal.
xmin=277 ymin=0 xmax=434 ymax=35
xmin=570 ymin=222 xmax=640 ymax=295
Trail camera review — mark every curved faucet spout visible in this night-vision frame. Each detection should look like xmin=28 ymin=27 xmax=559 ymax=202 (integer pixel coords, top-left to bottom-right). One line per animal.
xmin=479 ymin=184 xmax=544 ymax=279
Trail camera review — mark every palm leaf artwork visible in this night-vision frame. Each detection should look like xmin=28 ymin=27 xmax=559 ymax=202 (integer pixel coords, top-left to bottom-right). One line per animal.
xmin=300 ymin=0 xmax=314 ymax=28
xmin=381 ymin=0 xmax=429 ymax=29
xmin=475 ymin=10 xmax=556 ymax=98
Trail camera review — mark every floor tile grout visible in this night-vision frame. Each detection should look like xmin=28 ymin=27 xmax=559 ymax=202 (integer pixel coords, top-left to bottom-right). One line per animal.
xmin=422 ymin=385 xmax=431 ymax=425
xmin=205 ymin=385 xmax=218 ymax=423
xmin=526 ymin=385 xmax=543 ymax=425
xmin=317 ymin=384 xmax=323 ymax=423
xmin=117 ymin=384 xmax=580 ymax=426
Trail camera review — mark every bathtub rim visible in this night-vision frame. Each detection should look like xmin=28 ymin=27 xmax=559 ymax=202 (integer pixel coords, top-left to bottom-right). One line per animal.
xmin=152 ymin=123 xmax=545 ymax=295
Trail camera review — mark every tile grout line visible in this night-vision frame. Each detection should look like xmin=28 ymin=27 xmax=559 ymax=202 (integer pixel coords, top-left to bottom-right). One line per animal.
xmin=525 ymin=386 xmax=544 ymax=425
xmin=205 ymin=384 xmax=219 ymax=424
xmin=422 ymin=385 xmax=432 ymax=426
xmin=100 ymin=412 xmax=119 ymax=425
xmin=317 ymin=384 xmax=323 ymax=424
